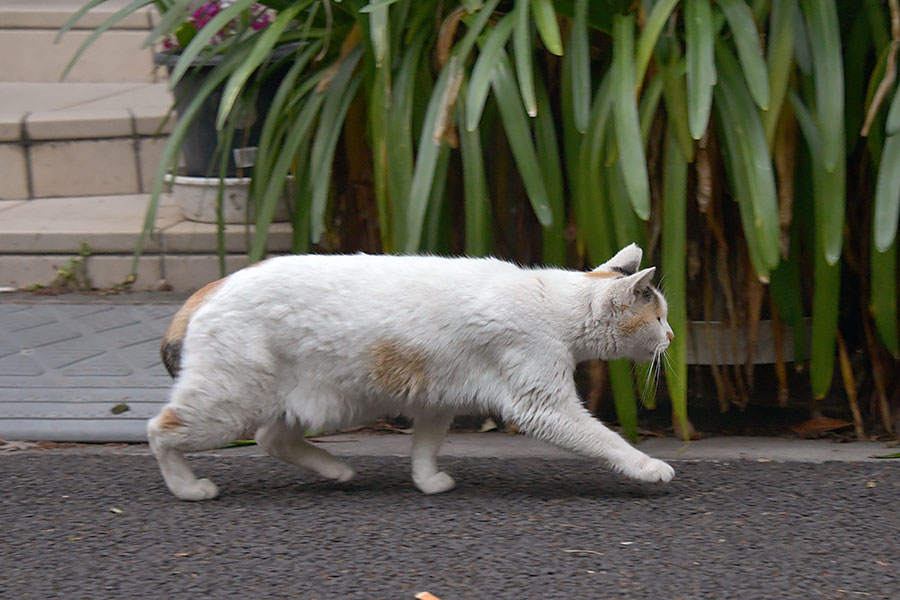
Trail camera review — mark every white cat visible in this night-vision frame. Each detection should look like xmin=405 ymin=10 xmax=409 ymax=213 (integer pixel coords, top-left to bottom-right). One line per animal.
xmin=149 ymin=244 xmax=675 ymax=501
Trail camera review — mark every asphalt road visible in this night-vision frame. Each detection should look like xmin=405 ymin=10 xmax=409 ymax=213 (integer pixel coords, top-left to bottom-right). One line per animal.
xmin=2 ymin=452 xmax=898 ymax=599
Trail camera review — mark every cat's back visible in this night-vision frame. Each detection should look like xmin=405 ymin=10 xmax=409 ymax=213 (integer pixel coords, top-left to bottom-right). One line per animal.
xmin=221 ymin=253 xmax=522 ymax=306
xmin=162 ymin=253 xmax=565 ymax=377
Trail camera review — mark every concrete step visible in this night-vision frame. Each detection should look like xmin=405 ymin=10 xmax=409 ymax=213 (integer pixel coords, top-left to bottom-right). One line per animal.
xmin=0 ymin=81 xmax=172 ymax=199
xmin=0 ymin=194 xmax=294 ymax=292
xmin=0 ymin=0 xmax=159 ymax=83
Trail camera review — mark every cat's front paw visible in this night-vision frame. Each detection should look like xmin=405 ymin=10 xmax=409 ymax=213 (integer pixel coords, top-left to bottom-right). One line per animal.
xmin=414 ymin=471 xmax=456 ymax=494
xmin=625 ymin=456 xmax=675 ymax=483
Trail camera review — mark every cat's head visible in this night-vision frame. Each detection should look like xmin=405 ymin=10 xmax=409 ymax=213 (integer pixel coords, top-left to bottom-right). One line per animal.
xmin=590 ymin=244 xmax=674 ymax=362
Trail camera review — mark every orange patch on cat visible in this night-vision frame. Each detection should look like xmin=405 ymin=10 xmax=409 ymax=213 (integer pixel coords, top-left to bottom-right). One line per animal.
xmin=369 ymin=340 xmax=428 ymax=397
xmin=162 ymin=278 xmax=227 ymax=343
xmin=619 ymin=304 xmax=657 ymax=336
xmin=585 ymin=270 xmax=621 ymax=279
xmin=157 ymin=407 xmax=184 ymax=430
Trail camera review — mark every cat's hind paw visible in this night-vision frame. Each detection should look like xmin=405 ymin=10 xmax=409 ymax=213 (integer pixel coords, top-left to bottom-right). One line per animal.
xmin=625 ymin=457 xmax=675 ymax=483
xmin=414 ymin=471 xmax=456 ymax=494
xmin=172 ymin=477 xmax=220 ymax=501
xmin=322 ymin=462 xmax=356 ymax=483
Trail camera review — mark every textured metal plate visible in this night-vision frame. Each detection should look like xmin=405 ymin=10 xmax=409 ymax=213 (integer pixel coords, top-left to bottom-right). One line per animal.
xmin=0 ymin=304 xmax=177 ymax=441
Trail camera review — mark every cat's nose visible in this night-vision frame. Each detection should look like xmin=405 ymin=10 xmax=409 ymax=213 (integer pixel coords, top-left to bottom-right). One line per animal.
xmin=666 ymin=331 xmax=674 ymax=342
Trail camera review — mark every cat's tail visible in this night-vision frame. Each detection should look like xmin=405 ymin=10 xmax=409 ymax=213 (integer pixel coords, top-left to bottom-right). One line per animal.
xmin=160 ymin=278 xmax=226 ymax=378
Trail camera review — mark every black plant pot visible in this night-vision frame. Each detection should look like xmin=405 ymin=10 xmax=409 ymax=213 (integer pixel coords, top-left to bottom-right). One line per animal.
xmin=154 ymin=43 xmax=300 ymax=177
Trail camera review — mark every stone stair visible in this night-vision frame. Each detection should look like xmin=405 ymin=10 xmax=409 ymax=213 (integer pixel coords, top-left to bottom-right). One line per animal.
xmin=0 ymin=0 xmax=291 ymax=292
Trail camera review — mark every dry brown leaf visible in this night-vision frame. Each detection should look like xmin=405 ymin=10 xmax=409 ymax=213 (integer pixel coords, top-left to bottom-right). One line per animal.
xmin=789 ymin=416 xmax=854 ymax=435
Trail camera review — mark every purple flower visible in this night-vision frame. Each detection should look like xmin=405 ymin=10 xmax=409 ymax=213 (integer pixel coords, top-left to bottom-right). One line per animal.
xmin=251 ymin=13 xmax=271 ymax=30
xmin=190 ymin=2 xmax=220 ymax=29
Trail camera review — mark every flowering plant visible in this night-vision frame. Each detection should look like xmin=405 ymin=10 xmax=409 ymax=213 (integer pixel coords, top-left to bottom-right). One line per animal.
xmin=162 ymin=1 xmax=274 ymax=51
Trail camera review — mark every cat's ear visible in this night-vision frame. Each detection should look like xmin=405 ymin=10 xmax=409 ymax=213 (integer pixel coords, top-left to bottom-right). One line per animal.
xmin=622 ymin=267 xmax=656 ymax=295
xmin=596 ymin=243 xmax=643 ymax=275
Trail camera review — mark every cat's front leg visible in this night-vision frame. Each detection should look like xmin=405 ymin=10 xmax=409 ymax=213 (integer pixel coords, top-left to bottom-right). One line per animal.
xmin=410 ymin=413 xmax=456 ymax=494
xmin=511 ymin=386 xmax=674 ymax=483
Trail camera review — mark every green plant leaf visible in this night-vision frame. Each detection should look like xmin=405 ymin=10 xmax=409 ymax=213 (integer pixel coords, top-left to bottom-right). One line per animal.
xmin=873 ymin=132 xmax=900 ymax=252
xmin=57 ymin=0 xmax=129 ymax=41
xmin=790 ymin=91 xmax=841 ymax=397
xmin=585 ymin=73 xmax=614 ymax=193
xmin=309 ymin=49 xmax=364 ymax=244
xmin=612 ymin=13 xmax=650 ymax=220
xmin=513 ymin=0 xmax=538 ymax=117
xmin=570 ymin=0 xmax=591 ymax=133
xmin=870 ymin=239 xmax=899 ymax=357
xmin=606 ymin=154 xmax=644 ymax=248
xmin=635 ymin=0 xmax=679 ymax=89
xmin=685 ymin=0 xmax=716 ymax=139
xmin=843 ymin=7 xmax=869 ymax=151
xmin=359 ymin=0 xmax=402 ymax=14
xmin=658 ymin=49 xmax=696 ymax=162
xmin=661 ymin=126 xmax=689 ymax=439
xmin=719 ymin=0 xmax=770 ymax=110
xmin=365 ymin=2 xmax=393 ymax=251
xmin=254 ymin=42 xmax=323 ymax=192
xmin=769 ymin=220 xmax=806 ymax=347
xmin=531 ymin=0 xmax=563 ymax=56
xmin=886 ymin=79 xmax=900 ymax=138
xmin=715 ymin=43 xmax=780 ymax=271
xmin=763 ymin=0 xmax=797 ymax=147
xmin=133 ymin=38 xmax=255 ymax=277
xmin=421 ymin=145 xmax=452 ymax=253
xmin=387 ymin=30 xmax=426 ymax=252
xmin=638 ymin=75 xmax=663 ymax=145
xmin=456 ymin=78 xmax=492 ymax=257
xmin=405 ymin=62 xmax=458 ymax=253
xmin=466 ymin=12 xmax=515 ymax=132
xmin=560 ymin=28 xmax=584 ymax=193
xmin=405 ymin=0 xmax=501 ymax=251
xmin=798 ymin=0 xmax=844 ymax=171
xmin=534 ymin=72 xmax=567 ymax=265
xmin=145 ymin=0 xmax=197 ymax=48
xmin=491 ymin=52 xmax=553 ymax=227
xmin=790 ymin=90 xmax=846 ymax=265
xmin=579 ymin=74 xmax=616 ymax=265
xmin=366 ymin=3 xmax=389 ymax=66
xmin=809 ymin=230 xmax=841 ymax=399
xmin=169 ymin=0 xmax=256 ymax=88
xmin=609 ymin=359 xmax=638 ymax=444
xmin=59 ymin=0 xmax=155 ymax=80
xmin=454 ymin=0 xmax=503 ymax=60
xmin=250 ymin=89 xmax=326 ymax=262
xmin=864 ymin=44 xmax=891 ymax=165
xmin=216 ymin=1 xmax=308 ymax=130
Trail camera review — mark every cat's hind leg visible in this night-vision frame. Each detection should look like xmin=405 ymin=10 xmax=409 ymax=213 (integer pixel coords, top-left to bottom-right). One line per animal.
xmin=410 ymin=413 xmax=456 ymax=494
xmin=256 ymin=418 xmax=355 ymax=482
xmin=147 ymin=379 xmax=261 ymax=500
xmin=147 ymin=404 xmax=240 ymax=501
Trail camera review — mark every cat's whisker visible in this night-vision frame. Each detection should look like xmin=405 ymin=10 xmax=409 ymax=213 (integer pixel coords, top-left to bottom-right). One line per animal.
xmin=662 ymin=349 xmax=677 ymax=380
